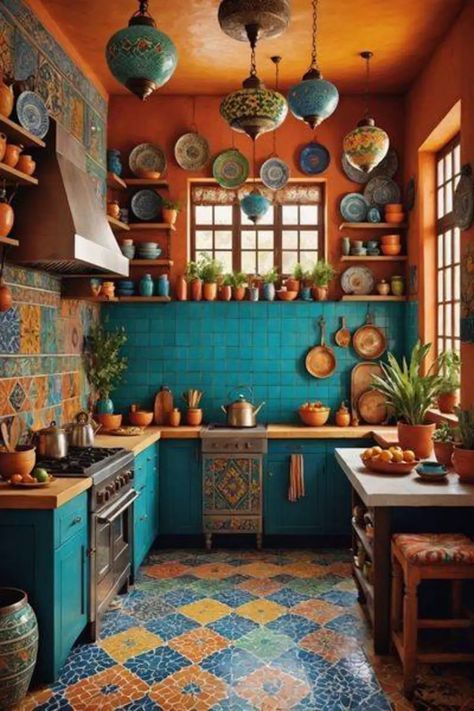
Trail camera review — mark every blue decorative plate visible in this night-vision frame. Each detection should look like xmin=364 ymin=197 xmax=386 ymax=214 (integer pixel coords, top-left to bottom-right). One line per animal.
xmin=130 ymin=190 xmax=163 ymax=221
xmin=16 ymin=91 xmax=49 ymax=139
xmin=260 ymin=157 xmax=289 ymax=190
xmin=299 ymin=142 xmax=330 ymax=175
xmin=340 ymin=193 xmax=369 ymax=222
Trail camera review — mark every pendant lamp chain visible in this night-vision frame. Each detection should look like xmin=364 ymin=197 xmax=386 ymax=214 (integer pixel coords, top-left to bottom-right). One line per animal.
xmin=250 ymin=44 xmax=258 ymax=77
xmin=310 ymin=0 xmax=319 ymax=71
xmin=271 ymin=56 xmax=282 ymax=155
xmin=362 ymin=50 xmax=373 ymax=119
xmin=253 ymin=139 xmax=257 ymax=185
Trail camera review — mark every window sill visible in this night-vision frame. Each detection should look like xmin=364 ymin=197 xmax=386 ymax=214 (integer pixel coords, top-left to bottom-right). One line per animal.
xmin=426 ymin=409 xmax=458 ymax=426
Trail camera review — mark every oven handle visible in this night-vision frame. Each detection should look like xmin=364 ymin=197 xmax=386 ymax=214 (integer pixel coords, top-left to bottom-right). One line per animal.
xmin=97 ymin=490 xmax=140 ymax=524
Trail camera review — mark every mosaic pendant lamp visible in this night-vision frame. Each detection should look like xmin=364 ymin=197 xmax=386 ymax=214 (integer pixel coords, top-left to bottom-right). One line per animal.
xmin=240 ymin=142 xmax=271 ymax=224
xmin=105 ymin=0 xmax=178 ymax=100
xmin=288 ymin=0 xmax=339 ymax=129
xmin=343 ymin=52 xmax=389 ymax=172
xmin=218 ymin=0 xmax=291 ymax=42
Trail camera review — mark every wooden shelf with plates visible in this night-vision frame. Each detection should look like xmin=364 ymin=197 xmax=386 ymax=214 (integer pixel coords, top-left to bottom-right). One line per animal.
xmin=0 ymin=235 xmax=19 ymax=247
xmin=341 ymin=295 xmax=407 ymax=302
xmin=128 ymin=222 xmax=175 ymax=231
xmin=339 ymin=222 xmax=407 ymax=230
xmin=0 ymin=161 xmax=38 ymax=186
xmin=107 ymin=215 xmax=130 ymax=232
xmin=340 ymin=256 xmax=407 ymax=262
xmin=123 ymin=178 xmax=169 ymax=189
xmin=107 ymin=172 xmax=127 ymax=191
xmin=0 ymin=115 xmax=46 ymax=149
xmin=118 ymin=296 xmax=171 ymax=303
xmin=130 ymin=259 xmax=173 ymax=267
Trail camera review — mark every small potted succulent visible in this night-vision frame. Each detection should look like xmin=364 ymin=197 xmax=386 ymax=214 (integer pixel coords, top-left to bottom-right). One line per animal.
xmin=436 ymin=350 xmax=460 ymax=413
xmin=261 ymin=267 xmax=279 ymax=301
xmin=230 ymin=271 xmax=247 ymax=301
xmin=84 ymin=323 xmax=127 ymax=416
xmin=311 ymin=260 xmax=337 ymax=301
xmin=220 ymin=274 xmax=233 ymax=301
xmin=432 ymin=423 xmax=456 ymax=466
xmin=185 ymin=259 xmax=202 ymax=301
xmin=452 ymin=407 xmax=474 ymax=481
xmin=287 ymin=263 xmax=304 ymax=293
xmin=199 ymin=252 xmax=223 ymax=301
xmin=162 ymin=199 xmax=181 ymax=226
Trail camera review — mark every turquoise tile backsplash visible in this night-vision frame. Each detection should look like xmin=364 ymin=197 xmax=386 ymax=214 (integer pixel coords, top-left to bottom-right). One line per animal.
xmin=103 ymin=301 xmax=418 ymax=424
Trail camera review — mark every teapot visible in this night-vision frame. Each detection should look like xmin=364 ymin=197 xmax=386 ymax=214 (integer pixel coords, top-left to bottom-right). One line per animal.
xmin=221 ymin=386 xmax=265 ymax=428
xmin=66 ymin=411 xmax=101 ymax=447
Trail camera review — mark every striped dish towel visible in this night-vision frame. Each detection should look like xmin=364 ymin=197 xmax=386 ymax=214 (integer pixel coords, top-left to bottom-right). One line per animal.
xmin=288 ymin=454 xmax=305 ymax=502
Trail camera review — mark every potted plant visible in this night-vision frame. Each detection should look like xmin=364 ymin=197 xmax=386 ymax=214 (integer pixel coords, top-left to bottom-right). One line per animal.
xmin=432 ymin=423 xmax=456 ymax=466
xmin=230 ymin=271 xmax=247 ymax=301
xmin=185 ymin=259 xmax=202 ymax=301
xmin=287 ymin=263 xmax=304 ymax=293
xmin=220 ymin=274 xmax=233 ymax=301
xmin=83 ymin=323 xmax=127 ymax=415
xmin=162 ymin=199 xmax=181 ymax=226
xmin=199 ymin=252 xmax=223 ymax=301
xmin=452 ymin=408 xmax=474 ymax=481
xmin=311 ymin=260 xmax=337 ymax=301
xmin=371 ymin=342 xmax=443 ymax=459
xmin=262 ymin=267 xmax=279 ymax=301
xmin=436 ymin=350 xmax=460 ymax=413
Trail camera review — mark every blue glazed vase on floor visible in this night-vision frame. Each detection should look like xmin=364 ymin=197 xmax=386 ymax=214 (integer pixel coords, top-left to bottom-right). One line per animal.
xmin=139 ymin=274 xmax=154 ymax=297
xmin=0 ymin=588 xmax=38 ymax=709
xmin=96 ymin=397 xmax=114 ymax=414
xmin=263 ymin=283 xmax=275 ymax=301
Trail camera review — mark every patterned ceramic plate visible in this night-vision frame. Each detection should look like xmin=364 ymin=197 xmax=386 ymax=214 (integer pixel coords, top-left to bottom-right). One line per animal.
xmin=340 ymin=193 xmax=369 ymax=222
xmin=341 ymin=148 xmax=399 ymax=184
xmin=260 ymin=157 xmax=289 ymax=190
xmin=341 ymin=266 xmax=375 ymax=295
xmin=213 ymin=149 xmax=249 ymax=188
xmin=299 ymin=142 xmax=330 ymax=175
xmin=364 ymin=176 xmax=401 ymax=207
xmin=16 ymin=91 xmax=50 ymax=138
xmin=130 ymin=189 xmax=163 ymax=221
xmin=174 ymin=132 xmax=210 ymax=171
xmin=129 ymin=143 xmax=167 ymax=177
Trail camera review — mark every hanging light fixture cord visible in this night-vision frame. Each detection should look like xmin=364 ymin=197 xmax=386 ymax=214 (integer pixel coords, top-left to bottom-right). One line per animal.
xmin=271 ymin=56 xmax=282 ymax=155
xmin=361 ymin=50 xmax=373 ymax=118
xmin=310 ymin=0 xmax=319 ymax=71
xmin=250 ymin=44 xmax=257 ymax=77
xmin=253 ymin=139 xmax=257 ymax=186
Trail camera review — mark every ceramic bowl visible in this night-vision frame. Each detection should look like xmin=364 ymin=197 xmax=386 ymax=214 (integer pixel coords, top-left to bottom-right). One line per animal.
xmin=385 ymin=203 xmax=403 ymax=213
xmin=351 ymin=248 xmax=367 ymax=256
xmin=366 ymin=241 xmax=378 ymax=250
xmin=385 ymin=212 xmax=405 ymax=224
xmin=364 ymin=458 xmax=419 ymax=475
xmin=298 ymin=407 xmax=330 ymax=427
xmin=367 ymin=249 xmax=381 ymax=256
xmin=381 ymin=244 xmax=402 ymax=256
xmin=129 ymin=411 xmax=154 ymax=427
xmin=276 ymin=290 xmax=298 ymax=301
xmin=95 ymin=413 xmax=123 ymax=430
xmin=381 ymin=234 xmax=401 ymax=245
xmin=0 ymin=446 xmax=36 ymax=481
xmin=140 ymin=242 xmax=159 ymax=249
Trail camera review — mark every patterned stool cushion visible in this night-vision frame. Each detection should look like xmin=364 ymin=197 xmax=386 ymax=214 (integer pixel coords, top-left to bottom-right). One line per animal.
xmin=393 ymin=533 xmax=474 ymax=566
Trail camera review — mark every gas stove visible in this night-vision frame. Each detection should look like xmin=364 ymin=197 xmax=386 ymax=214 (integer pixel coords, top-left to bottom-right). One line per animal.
xmin=202 ymin=424 xmax=267 ymax=439
xmin=36 ymin=447 xmax=133 ymax=483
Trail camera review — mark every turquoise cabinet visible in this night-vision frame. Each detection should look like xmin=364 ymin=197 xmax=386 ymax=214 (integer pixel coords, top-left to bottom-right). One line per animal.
xmin=0 ymin=493 xmax=89 ymax=682
xmin=133 ymin=443 xmax=159 ymax=576
xmin=324 ymin=440 xmax=367 ymax=536
xmin=159 ymin=440 xmax=202 ymax=535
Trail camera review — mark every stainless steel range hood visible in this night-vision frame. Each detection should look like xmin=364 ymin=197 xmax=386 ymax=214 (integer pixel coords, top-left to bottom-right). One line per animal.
xmin=13 ymin=121 xmax=129 ymax=276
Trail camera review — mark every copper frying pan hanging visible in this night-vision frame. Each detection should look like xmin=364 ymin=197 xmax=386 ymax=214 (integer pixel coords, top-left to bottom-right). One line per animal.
xmin=306 ymin=317 xmax=337 ymax=378
xmin=353 ymin=311 xmax=387 ymax=360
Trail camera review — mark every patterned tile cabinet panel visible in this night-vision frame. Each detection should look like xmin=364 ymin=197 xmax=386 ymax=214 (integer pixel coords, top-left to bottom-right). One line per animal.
xmin=0 ymin=265 xmax=99 ymax=429
xmin=103 ymin=301 xmax=409 ymax=423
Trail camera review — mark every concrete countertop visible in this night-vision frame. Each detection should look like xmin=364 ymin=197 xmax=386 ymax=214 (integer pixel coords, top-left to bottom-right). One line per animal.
xmin=0 ymin=477 xmax=92 ymax=510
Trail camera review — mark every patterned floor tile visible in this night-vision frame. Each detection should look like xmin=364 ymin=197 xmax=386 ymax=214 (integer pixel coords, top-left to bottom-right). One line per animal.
xmin=208 ymin=613 xmax=259 ymax=641
xmin=190 ymin=578 xmax=231 ymax=596
xmin=271 ymin=647 xmax=332 ymax=684
xmin=149 ymin=663 xmax=228 ymax=710
xmin=287 ymin=575 xmax=343 ymax=596
xmin=281 ymin=562 xmax=327 ymax=579
xmin=64 ymin=664 xmax=148 ymax=710
xmin=234 ymin=665 xmax=311 ymax=709
xmin=201 ymin=647 xmax=262 ymax=684
xmin=211 ymin=588 xmax=256 ymax=608
xmin=57 ymin=644 xmax=115 ymax=686
xmin=122 ymin=593 xmax=175 ymax=622
xmin=267 ymin=613 xmax=320 ymax=642
xmin=192 ymin=563 xmax=235 ymax=579
xmin=299 ymin=627 xmax=360 ymax=663
xmin=179 ymin=598 xmax=232 ymax=625
xmin=325 ymin=612 xmax=370 ymax=640
xmin=237 ymin=578 xmax=283 ymax=598
xmin=239 ymin=562 xmax=283 ymax=578
xmin=292 ymin=598 xmax=343 ymax=625
xmin=145 ymin=612 xmax=199 ymax=642
xmin=119 ymin=693 xmax=161 ymax=710
xmin=143 ymin=561 xmax=190 ymax=579
xmin=266 ymin=587 xmax=311 ymax=608
xmin=235 ymin=626 xmax=294 ymax=662
xmin=236 ymin=599 xmax=286 ymax=624
xmin=99 ymin=627 xmax=162 ymax=663
xmin=161 ymin=587 xmax=204 ymax=608
xmin=169 ymin=627 xmax=229 ymax=663
xmin=124 ymin=646 xmax=191 ymax=685
xmin=318 ymin=589 xmax=358 ymax=608
xmin=99 ymin=612 xmax=137 ymax=639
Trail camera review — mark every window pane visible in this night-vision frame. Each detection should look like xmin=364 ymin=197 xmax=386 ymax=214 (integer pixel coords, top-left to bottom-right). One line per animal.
xmin=258 ymin=251 xmax=274 ymax=273
xmin=445 ymin=183 xmax=453 ymax=214
xmin=215 ymin=251 xmax=232 ymax=272
xmin=214 ymin=206 xmax=232 ymax=224
xmin=215 ymin=230 xmax=232 ymax=249
xmin=454 ymin=144 xmax=461 ymax=174
xmin=300 ymin=231 xmax=318 ymax=250
xmin=258 ymin=231 xmax=274 ymax=249
xmin=301 ymin=251 xmax=318 ymax=270
xmin=453 ymin=227 xmax=460 ymax=263
xmin=437 ymin=188 xmax=444 ymax=218
xmin=454 ymin=302 xmax=460 ymax=337
xmin=438 ymin=306 xmax=443 ymax=336
xmin=241 ymin=251 xmax=256 ymax=273
xmin=445 ymin=268 xmax=452 ymax=302
xmin=438 ymin=338 xmax=444 ymax=354
xmin=454 ymin=265 xmax=461 ymax=300
xmin=300 ymin=205 xmax=318 ymax=225
xmin=258 ymin=207 xmax=274 ymax=225
xmin=241 ymin=230 xmax=256 ymax=249
xmin=282 ymin=251 xmax=298 ymax=273
xmin=195 ymin=205 xmax=212 ymax=224
xmin=444 ymin=230 xmax=452 ymax=265
xmin=195 ymin=230 xmax=213 ymax=250
xmin=438 ymin=270 xmax=444 ymax=303
xmin=437 ymin=159 xmax=444 ymax=186
xmin=445 ymin=304 xmax=452 ymax=336
xmin=438 ymin=234 xmax=444 ymax=267
xmin=444 ymin=153 xmax=452 ymax=181
xmin=282 ymin=230 xmax=298 ymax=249
xmin=282 ymin=205 xmax=298 ymax=225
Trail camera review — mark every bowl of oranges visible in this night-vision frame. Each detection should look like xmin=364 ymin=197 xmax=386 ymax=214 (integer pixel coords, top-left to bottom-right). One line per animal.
xmin=360 ymin=446 xmax=418 ymax=474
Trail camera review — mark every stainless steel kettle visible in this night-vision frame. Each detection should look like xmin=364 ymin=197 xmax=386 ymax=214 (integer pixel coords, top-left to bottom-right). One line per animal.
xmin=36 ymin=420 xmax=68 ymax=459
xmin=221 ymin=386 xmax=265 ymax=428
xmin=66 ymin=411 xmax=101 ymax=448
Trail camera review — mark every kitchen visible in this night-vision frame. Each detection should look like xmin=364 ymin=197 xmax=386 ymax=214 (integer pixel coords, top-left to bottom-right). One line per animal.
xmin=0 ymin=0 xmax=473 ymax=708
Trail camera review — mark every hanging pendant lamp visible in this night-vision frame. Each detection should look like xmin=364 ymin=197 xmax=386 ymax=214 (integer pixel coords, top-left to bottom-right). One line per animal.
xmin=241 ymin=142 xmax=271 ymax=223
xmin=343 ymin=51 xmax=389 ymax=173
xmin=218 ymin=0 xmax=291 ymax=42
xmin=106 ymin=0 xmax=178 ymax=100
xmin=220 ymin=26 xmax=288 ymax=140
xmin=288 ymin=0 xmax=338 ymax=129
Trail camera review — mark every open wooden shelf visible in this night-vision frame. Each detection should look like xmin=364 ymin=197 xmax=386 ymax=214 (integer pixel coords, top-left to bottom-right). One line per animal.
xmin=0 ymin=115 xmax=46 ymax=148
xmin=340 ymin=255 xmax=407 ymax=262
xmin=0 ymin=235 xmax=19 ymax=247
xmin=107 ymin=215 xmax=130 ymax=232
xmin=353 ymin=565 xmax=374 ymax=623
xmin=128 ymin=222 xmax=175 ymax=231
xmin=341 ymin=294 xmax=407 ymax=302
xmin=62 ymin=296 xmax=119 ymax=303
xmin=117 ymin=296 xmax=171 ymax=303
xmin=124 ymin=178 xmax=169 ymax=188
xmin=130 ymin=259 xmax=173 ymax=267
xmin=107 ymin=172 xmax=127 ymax=191
xmin=352 ymin=519 xmax=373 ymax=560
xmin=0 ymin=161 xmax=38 ymax=186
xmin=339 ymin=222 xmax=407 ymax=230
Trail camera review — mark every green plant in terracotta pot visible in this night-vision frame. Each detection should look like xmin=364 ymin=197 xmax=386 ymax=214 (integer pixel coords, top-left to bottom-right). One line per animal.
xmin=162 ymin=199 xmax=181 ymax=226
xmin=198 ymin=252 xmax=223 ymax=301
xmin=371 ymin=341 xmax=443 ymax=459
xmin=286 ymin=263 xmax=304 ymax=293
xmin=310 ymin=260 xmax=336 ymax=301
xmin=185 ymin=259 xmax=202 ymax=301
xmin=230 ymin=271 xmax=248 ymax=301
xmin=84 ymin=323 xmax=127 ymax=415
xmin=262 ymin=267 xmax=279 ymax=301
xmin=432 ymin=422 xmax=456 ymax=467
xmin=436 ymin=350 xmax=460 ymax=414
xmin=452 ymin=408 xmax=474 ymax=481
xmin=220 ymin=273 xmax=233 ymax=301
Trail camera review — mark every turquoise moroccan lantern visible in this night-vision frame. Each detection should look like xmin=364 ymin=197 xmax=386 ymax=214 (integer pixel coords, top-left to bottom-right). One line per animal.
xmin=241 ymin=189 xmax=271 ymax=224
xmin=288 ymin=0 xmax=338 ymax=129
xmin=106 ymin=0 xmax=178 ymax=100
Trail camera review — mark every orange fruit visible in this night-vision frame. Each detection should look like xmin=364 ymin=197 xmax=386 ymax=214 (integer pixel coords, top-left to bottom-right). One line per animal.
xmin=389 ymin=446 xmax=402 ymax=454
xmin=10 ymin=473 xmax=23 ymax=484
xmin=21 ymin=473 xmax=35 ymax=483
xmin=402 ymin=450 xmax=416 ymax=462
xmin=380 ymin=450 xmax=393 ymax=462
xmin=392 ymin=450 xmax=404 ymax=463
xmin=363 ymin=448 xmax=373 ymax=459
xmin=372 ymin=446 xmax=382 ymax=456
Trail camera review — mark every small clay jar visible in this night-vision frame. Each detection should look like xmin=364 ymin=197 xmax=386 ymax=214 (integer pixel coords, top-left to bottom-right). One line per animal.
xmin=0 ymin=75 xmax=14 ymax=118
xmin=0 ymin=277 xmax=12 ymax=312
xmin=286 ymin=278 xmax=300 ymax=292
xmin=186 ymin=408 xmax=203 ymax=426
xmin=376 ymin=279 xmax=390 ymax=296
xmin=391 ymin=275 xmax=405 ymax=296
xmin=101 ymin=281 xmax=115 ymax=299
xmin=203 ymin=282 xmax=217 ymax=301
xmin=220 ymin=285 xmax=232 ymax=301
xmin=4 ymin=144 xmax=22 ymax=168
xmin=0 ymin=133 xmax=6 ymax=162
xmin=169 ymin=408 xmax=181 ymax=427
xmin=16 ymin=154 xmax=35 ymax=175
xmin=190 ymin=278 xmax=202 ymax=301
xmin=0 ymin=189 xmax=14 ymax=238
xmin=175 ymin=275 xmax=187 ymax=301
xmin=107 ymin=200 xmax=121 ymax=219
xmin=232 ymin=286 xmax=246 ymax=301
xmin=335 ymin=401 xmax=351 ymax=427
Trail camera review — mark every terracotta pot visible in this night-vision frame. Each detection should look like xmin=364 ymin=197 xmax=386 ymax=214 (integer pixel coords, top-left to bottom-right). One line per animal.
xmin=335 ymin=405 xmax=351 ymax=427
xmin=186 ymin=408 xmax=203 ymax=426
xmin=190 ymin=278 xmax=202 ymax=301
xmin=220 ymin=285 xmax=232 ymax=301
xmin=312 ymin=286 xmax=328 ymax=301
xmin=3 ymin=144 xmax=21 ymax=168
xmin=0 ymin=198 xmax=14 ymax=239
xmin=438 ymin=391 xmax=459 ymax=414
xmin=0 ymin=76 xmax=14 ymax=118
xmin=16 ymin=155 xmax=35 ymax=176
xmin=203 ymin=282 xmax=217 ymax=301
xmin=107 ymin=201 xmax=121 ymax=219
xmin=0 ymin=446 xmax=36 ymax=481
xmin=169 ymin=409 xmax=181 ymax=427
xmin=0 ymin=134 xmax=6 ymax=163
xmin=129 ymin=411 xmax=154 ymax=427
xmin=286 ymin=278 xmax=300 ymax=292
xmin=433 ymin=440 xmax=454 ymax=467
xmin=397 ymin=422 xmax=435 ymax=459
xmin=175 ymin=275 xmax=187 ymax=301
xmin=233 ymin=286 xmax=246 ymax=301
xmin=0 ymin=278 xmax=12 ymax=312
xmin=452 ymin=447 xmax=474 ymax=482
xmin=163 ymin=208 xmax=178 ymax=225
xmin=101 ymin=282 xmax=115 ymax=299
xmin=95 ymin=413 xmax=122 ymax=430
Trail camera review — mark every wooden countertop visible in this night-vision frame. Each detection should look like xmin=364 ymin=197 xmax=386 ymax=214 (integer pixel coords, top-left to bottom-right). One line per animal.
xmin=0 ymin=477 xmax=92 ymax=510
xmin=267 ymin=425 xmax=398 ymax=439
xmin=95 ymin=428 xmax=162 ymax=455
xmin=159 ymin=426 xmax=202 ymax=439
xmin=335 ymin=448 xmax=474 ymax=507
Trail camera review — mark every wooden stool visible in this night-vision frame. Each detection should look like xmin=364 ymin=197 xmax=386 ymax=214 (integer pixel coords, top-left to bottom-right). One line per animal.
xmin=391 ymin=532 xmax=474 ymax=698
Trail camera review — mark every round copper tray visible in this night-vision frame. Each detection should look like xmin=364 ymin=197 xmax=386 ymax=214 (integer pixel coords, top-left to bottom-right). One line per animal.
xmin=353 ymin=324 xmax=387 ymax=360
xmin=357 ymin=390 xmax=388 ymax=425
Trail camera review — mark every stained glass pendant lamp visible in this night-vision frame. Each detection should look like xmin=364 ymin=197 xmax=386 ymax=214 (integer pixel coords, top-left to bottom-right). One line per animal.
xmin=343 ymin=51 xmax=389 ymax=172
xmin=106 ymin=0 xmax=178 ymax=100
xmin=218 ymin=0 xmax=291 ymax=42
xmin=241 ymin=142 xmax=271 ymax=224
xmin=288 ymin=0 xmax=339 ymax=129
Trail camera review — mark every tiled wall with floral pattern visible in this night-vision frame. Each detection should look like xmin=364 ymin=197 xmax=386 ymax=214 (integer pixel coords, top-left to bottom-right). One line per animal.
xmin=0 ymin=265 xmax=99 ymax=428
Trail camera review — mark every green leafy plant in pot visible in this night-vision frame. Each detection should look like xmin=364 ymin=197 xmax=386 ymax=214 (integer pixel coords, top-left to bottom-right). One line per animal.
xmin=452 ymin=408 xmax=474 ymax=481
xmin=436 ymin=350 xmax=460 ymax=413
xmin=371 ymin=342 xmax=443 ymax=459
xmin=229 ymin=271 xmax=248 ymax=301
xmin=185 ymin=259 xmax=202 ymax=301
xmin=162 ymin=198 xmax=181 ymax=226
xmin=262 ymin=267 xmax=279 ymax=301
xmin=286 ymin=263 xmax=304 ymax=293
xmin=84 ymin=323 xmax=127 ymax=415
xmin=198 ymin=252 xmax=223 ymax=301
xmin=311 ymin=260 xmax=336 ymax=301
xmin=432 ymin=423 xmax=456 ymax=466
xmin=220 ymin=273 xmax=233 ymax=301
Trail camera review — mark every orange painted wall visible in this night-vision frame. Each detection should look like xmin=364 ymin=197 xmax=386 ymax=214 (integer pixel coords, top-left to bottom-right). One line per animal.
xmin=108 ymin=93 xmax=404 ymax=299
xmin=404 ymin=1 xmax=474 ymax=407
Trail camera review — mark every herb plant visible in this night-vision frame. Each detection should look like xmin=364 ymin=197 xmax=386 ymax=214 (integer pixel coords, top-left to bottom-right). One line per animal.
xmin=311 ymin=260 xmax=337 ymax=287
xmin=437 ymin=350 xmax=461 ymax=394
xmin=455 ymin=407 xmax=474 ymax=450
xmin=84 ymin=323 xmax=127 ymax=400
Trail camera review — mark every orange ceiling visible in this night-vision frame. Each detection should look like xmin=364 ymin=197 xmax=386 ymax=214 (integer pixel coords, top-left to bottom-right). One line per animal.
xmin=37 ymin=0 xmax=464 ymax=96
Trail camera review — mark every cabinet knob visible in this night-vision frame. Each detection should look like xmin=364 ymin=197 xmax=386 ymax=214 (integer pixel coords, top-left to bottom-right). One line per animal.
xmin=268 ymin=472 xmax=273 ymax=478
xmin=72 ymin=515 xmax=82 ymax=525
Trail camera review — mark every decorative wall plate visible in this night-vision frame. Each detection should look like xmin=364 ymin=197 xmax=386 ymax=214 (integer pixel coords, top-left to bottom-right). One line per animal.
xmin=364 ymin=176 xmax=401 ymax=207
xmin=340 ymin=193 xmax=369 ymax=222
xmin=453 ymin=165 xmax=474 ymax=231
xmin=357 ymin=389 xmax=388 ymax=425
xmin=405 ymin=176 xmax=416 ymax=211
xmin=212 ymin=149 xmax=249 ymax=188
xmin=130 ymin=189 xmax=163 ymax=221
xmin=174 ymin=132 xmax=210 ymax=171
xmin=129 ymin=143 xmax=167 ymax=177
xmin=341 ymin=148 xmax=398 ymax=184
xmin=16 ymin=91 xmax=49 ymax=138
xmin=260 ymin=157 xmax=289 ymax=190
xmin=299 ymin=142 xmax=330 ymax=175
xmin=341 ymin=266 xmax=375 ymax=295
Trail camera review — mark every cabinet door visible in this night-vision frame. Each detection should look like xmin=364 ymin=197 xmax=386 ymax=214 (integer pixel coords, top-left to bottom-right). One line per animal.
xmin=133 ymin=489 xmax=149 ymax=575
xmin=146 ymin=444 xmax=159 ymax=545
xmin=159 ymin=441 xmax=202 ymax=535
xmin=264 ymin=451 xmax=326 ymax=535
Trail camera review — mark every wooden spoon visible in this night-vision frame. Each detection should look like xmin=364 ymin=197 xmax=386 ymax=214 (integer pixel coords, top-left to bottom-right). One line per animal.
xmin=335 ymin=316 xmax=351 ymax=348
xmin=9 ymin=417 xmax=22 ymax=451
xmin=1 ymin=421 xmax=13 ymax=452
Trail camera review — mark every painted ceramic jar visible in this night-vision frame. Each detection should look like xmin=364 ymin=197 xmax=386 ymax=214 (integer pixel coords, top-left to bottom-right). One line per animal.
xmin=263 ymin=283 xmax=275 ymax=301
xmin=96 ymin=397 xmax=114 ymax=415
xmin=156 ymin=274 xmax=170 ymax=297
xmin=16 ymin=155 xmax=35 ymax=176
xmin=175 ymin=275 xmax=187 ymax=301
xmin=0 ymin=75 xmax=14 ymax=118
xmin=107 ymin=149 xmax=123 ymax=176
xmin=376 ymin=279 xmax=390 ymax=296
xmin=139 ymin=274 xmax=154 ymax=297
xmin=248 ymin=286 xmax=259 ymax=301
xmin=301 ymin=286 xmax=312 ymax=301
xmin=341 ymin=236 xmax=351 ymax=256
xmin=4 ymin=144 xmax=21 ymax=168
xmin=190 ymin=278 xmax=202 ymax=301
xmin=390 ymin=275 xmax=405 ymax=296
xmin=0 ymin=190 xmax=14 ymax=239
xmin=0 ymin=588 xmax=38 ymax=709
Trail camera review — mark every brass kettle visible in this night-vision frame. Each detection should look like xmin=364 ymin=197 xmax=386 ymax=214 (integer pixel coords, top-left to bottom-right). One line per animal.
xmin=221 ymin=386 xmax=265 ymax=428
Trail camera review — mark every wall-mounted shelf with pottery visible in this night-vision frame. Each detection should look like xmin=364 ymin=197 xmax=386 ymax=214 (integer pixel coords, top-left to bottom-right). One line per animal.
xmin=0 ymin=115 xmax=46 ymax=149
xmin=0 ymin=235 xmax=19 ymax=247
xmin=62 ymin=295 xmax=119 ymax=303
xmin=0 ymin=161 xmax=38 ymax=186
xmin=124 ymin=178 xmax=169 ymax=189
xmin=128 ymin=222 xmax=175 ymax=232
xmin=339 ymin=222 xmax=407 ymax=230
xmin=341 ymin=295 xmax=406 ymax=302
xmin=340 ymin=256 xmax=407 ymax=262
xmin=116 ymin=296 xmax=171 ymax=303
xmin=107 ymin=215 xmax=130 ymax=232
xmin=130 ymin=259 xmax=174 ymax=267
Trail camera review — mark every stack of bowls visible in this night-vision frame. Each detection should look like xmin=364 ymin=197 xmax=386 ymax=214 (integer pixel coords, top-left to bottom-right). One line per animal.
xmin=385 ymin=203 xmax=405 ymax=225
xmin=120 ymin=239 xmax=135 ymax=260
xmin=351 ymin=239 xmax=367 ymax=256
xmin=381 ymin=234 xmax=401 ymax=256
xmin=366 ymin=240 xmax=380 ymax=256
xmin=136 ymin=242 xmax=162 ymax=260
xmin=116 ymin=280 xmax=135 ymax=297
